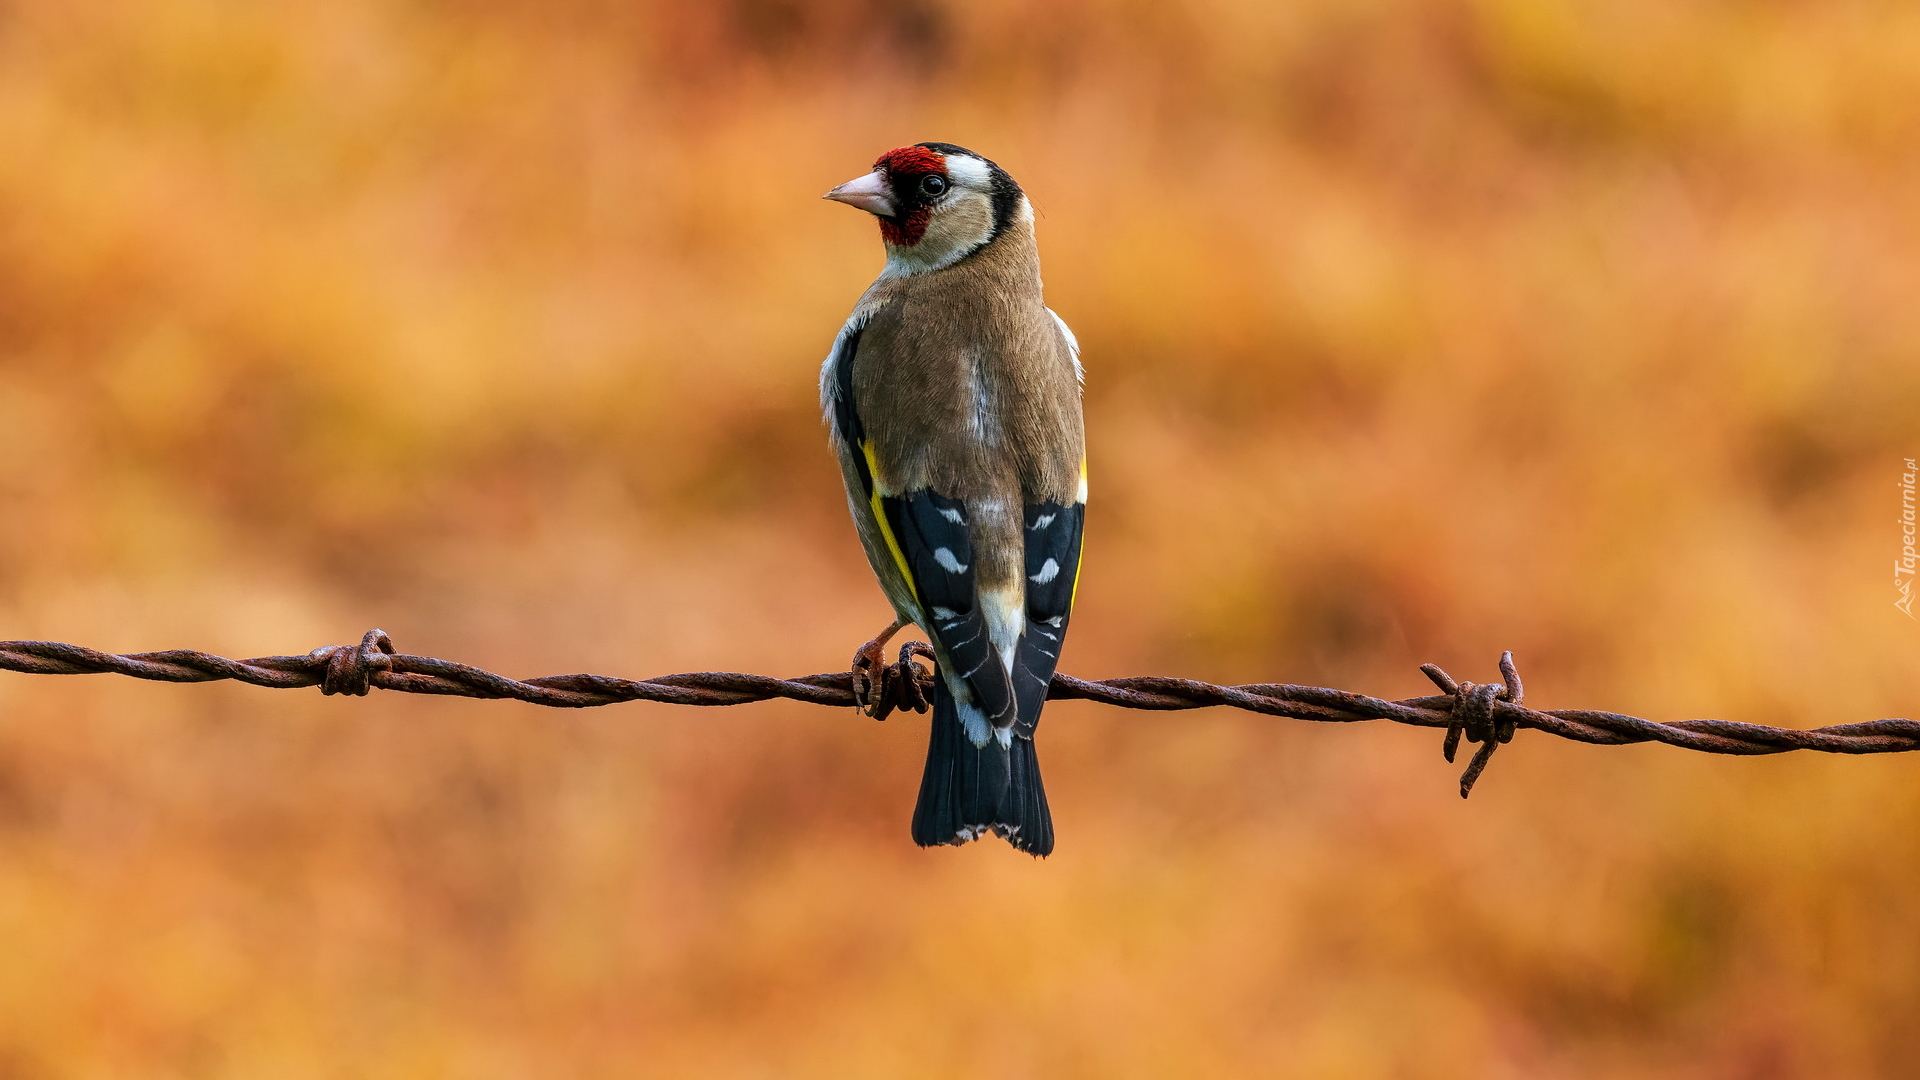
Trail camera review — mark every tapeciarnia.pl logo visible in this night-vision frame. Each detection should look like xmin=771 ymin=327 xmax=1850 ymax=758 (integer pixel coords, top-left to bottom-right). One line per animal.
xmin=1899 ymin=457 xmax=1917 ymax=618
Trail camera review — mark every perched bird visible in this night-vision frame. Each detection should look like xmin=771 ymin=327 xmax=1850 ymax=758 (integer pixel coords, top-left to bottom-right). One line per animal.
xmin=820 ymin=143 xmax=1086 ymax=856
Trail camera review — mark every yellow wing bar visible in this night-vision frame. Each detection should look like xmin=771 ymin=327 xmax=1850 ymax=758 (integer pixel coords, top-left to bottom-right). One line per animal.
xmin=863 ymin=440 xmax=922 ymax=607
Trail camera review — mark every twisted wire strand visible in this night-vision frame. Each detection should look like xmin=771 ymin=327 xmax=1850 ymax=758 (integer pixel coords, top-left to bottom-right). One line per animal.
xmin=2 ymin=630 xmax=1914 ymax=797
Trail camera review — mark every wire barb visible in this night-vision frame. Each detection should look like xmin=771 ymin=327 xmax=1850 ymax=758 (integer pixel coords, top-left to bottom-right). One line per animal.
xmin=1 ymin=634 xmax=1916 ymax=797
xmin=314 ymin=628 xmax=395 ymax=697
xmin=1422 ymin=651 xmax=1525 ymax=797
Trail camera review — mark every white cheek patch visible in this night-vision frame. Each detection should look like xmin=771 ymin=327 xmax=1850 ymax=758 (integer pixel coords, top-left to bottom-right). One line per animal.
xmin=943 ymin=153 xmax=991 ymax=189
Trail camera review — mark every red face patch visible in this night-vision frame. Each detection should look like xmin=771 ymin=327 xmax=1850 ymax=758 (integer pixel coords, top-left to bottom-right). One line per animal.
xmin=873 ymin=145 xmax=948 ymax=247
xmin=875 ymin=145 xmax=946 ymax=177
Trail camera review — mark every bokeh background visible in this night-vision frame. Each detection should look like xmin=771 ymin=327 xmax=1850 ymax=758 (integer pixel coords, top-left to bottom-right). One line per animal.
xmin=1 ymin=0 xmax=1917 ymax=1075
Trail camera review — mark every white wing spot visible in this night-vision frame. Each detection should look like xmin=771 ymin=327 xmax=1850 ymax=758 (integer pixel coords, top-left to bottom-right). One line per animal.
xmin=934 ymin=548 xmax=968 ymax=574
xmin=930 ymin=606 xmax=959 ymax=621
xmin=1030 ymin=513 xmax=1055 ymax=531
xmin=1030 ymin=558 xmax=1060 ymax=585
xmin=937 ymin=506 xmax=967 ymax=524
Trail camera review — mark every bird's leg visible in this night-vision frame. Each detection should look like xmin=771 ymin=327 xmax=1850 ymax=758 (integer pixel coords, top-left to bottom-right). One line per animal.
xmin=850 ymin=618 xmax=907 ymax=717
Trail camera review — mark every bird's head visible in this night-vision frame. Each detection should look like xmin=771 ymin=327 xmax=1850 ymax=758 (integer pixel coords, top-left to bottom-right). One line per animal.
xmin=824 ymin=142 xmax=1027 ymax=275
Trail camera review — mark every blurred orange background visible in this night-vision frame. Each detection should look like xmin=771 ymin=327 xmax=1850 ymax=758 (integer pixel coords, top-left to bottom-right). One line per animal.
xmin=2 ymin=0 xmax=1918 ymax=1075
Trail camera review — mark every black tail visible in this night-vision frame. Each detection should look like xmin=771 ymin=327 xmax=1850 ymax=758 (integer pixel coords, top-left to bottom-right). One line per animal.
xmin=911 ymin=677 xmax=1054 ymax=856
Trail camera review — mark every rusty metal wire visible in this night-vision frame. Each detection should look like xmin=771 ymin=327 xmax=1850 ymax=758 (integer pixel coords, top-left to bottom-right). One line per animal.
xmin=2 ymin=629 xmax=1915 ymax=797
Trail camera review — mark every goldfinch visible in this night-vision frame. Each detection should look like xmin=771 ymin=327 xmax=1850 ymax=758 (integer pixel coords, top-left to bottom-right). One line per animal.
xmin=821 ymin=143 xmax=1086 ymax=856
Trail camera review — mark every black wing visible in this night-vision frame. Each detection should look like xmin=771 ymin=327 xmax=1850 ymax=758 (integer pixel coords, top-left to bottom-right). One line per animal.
xmin=879 ymin=490 xmax=1019 ymax=729
xmin=1010 ymin=498 xmax=1085 ymax=732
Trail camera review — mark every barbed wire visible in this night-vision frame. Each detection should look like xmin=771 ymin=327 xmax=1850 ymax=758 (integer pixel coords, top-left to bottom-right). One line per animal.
xmin=1 ymin=629 xmax=1914 ymax=797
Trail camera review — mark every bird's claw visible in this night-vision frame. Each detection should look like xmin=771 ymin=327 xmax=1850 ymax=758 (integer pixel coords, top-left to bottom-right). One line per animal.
xmin=896 ymin=641 xmax=935 ymax=715
xmin=849 ymin=619 xmax=906 ymax=719
xmin=851 ymin=642 xmax=890 ymax=718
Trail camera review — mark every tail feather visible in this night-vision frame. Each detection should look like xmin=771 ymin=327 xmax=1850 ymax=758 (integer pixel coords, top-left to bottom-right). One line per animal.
xmin=1002 ymin=731 xmax=1054 ymax=855
xmin=911 ymin=677 xmax=1054 ymax=856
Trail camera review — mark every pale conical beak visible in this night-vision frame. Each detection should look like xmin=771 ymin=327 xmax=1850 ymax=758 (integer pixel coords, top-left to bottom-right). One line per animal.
xmin=823 ymin=171 xmax=896 ymax=217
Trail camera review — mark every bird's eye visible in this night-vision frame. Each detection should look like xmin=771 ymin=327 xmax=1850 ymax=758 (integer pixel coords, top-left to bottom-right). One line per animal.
xmin=919 ymin=174 xmax=948 ymax=197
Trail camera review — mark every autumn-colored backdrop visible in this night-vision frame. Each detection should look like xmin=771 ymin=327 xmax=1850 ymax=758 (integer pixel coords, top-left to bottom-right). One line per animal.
xmin=2 ymin=0 xmax=1918 ymax=1075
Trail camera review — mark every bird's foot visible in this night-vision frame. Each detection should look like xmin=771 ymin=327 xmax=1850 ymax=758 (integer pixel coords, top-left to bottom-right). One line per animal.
xmin=850 ymin=619 xmax=905 ymax=718
xmin=894 ymin=641 xmax=935 ymax=717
